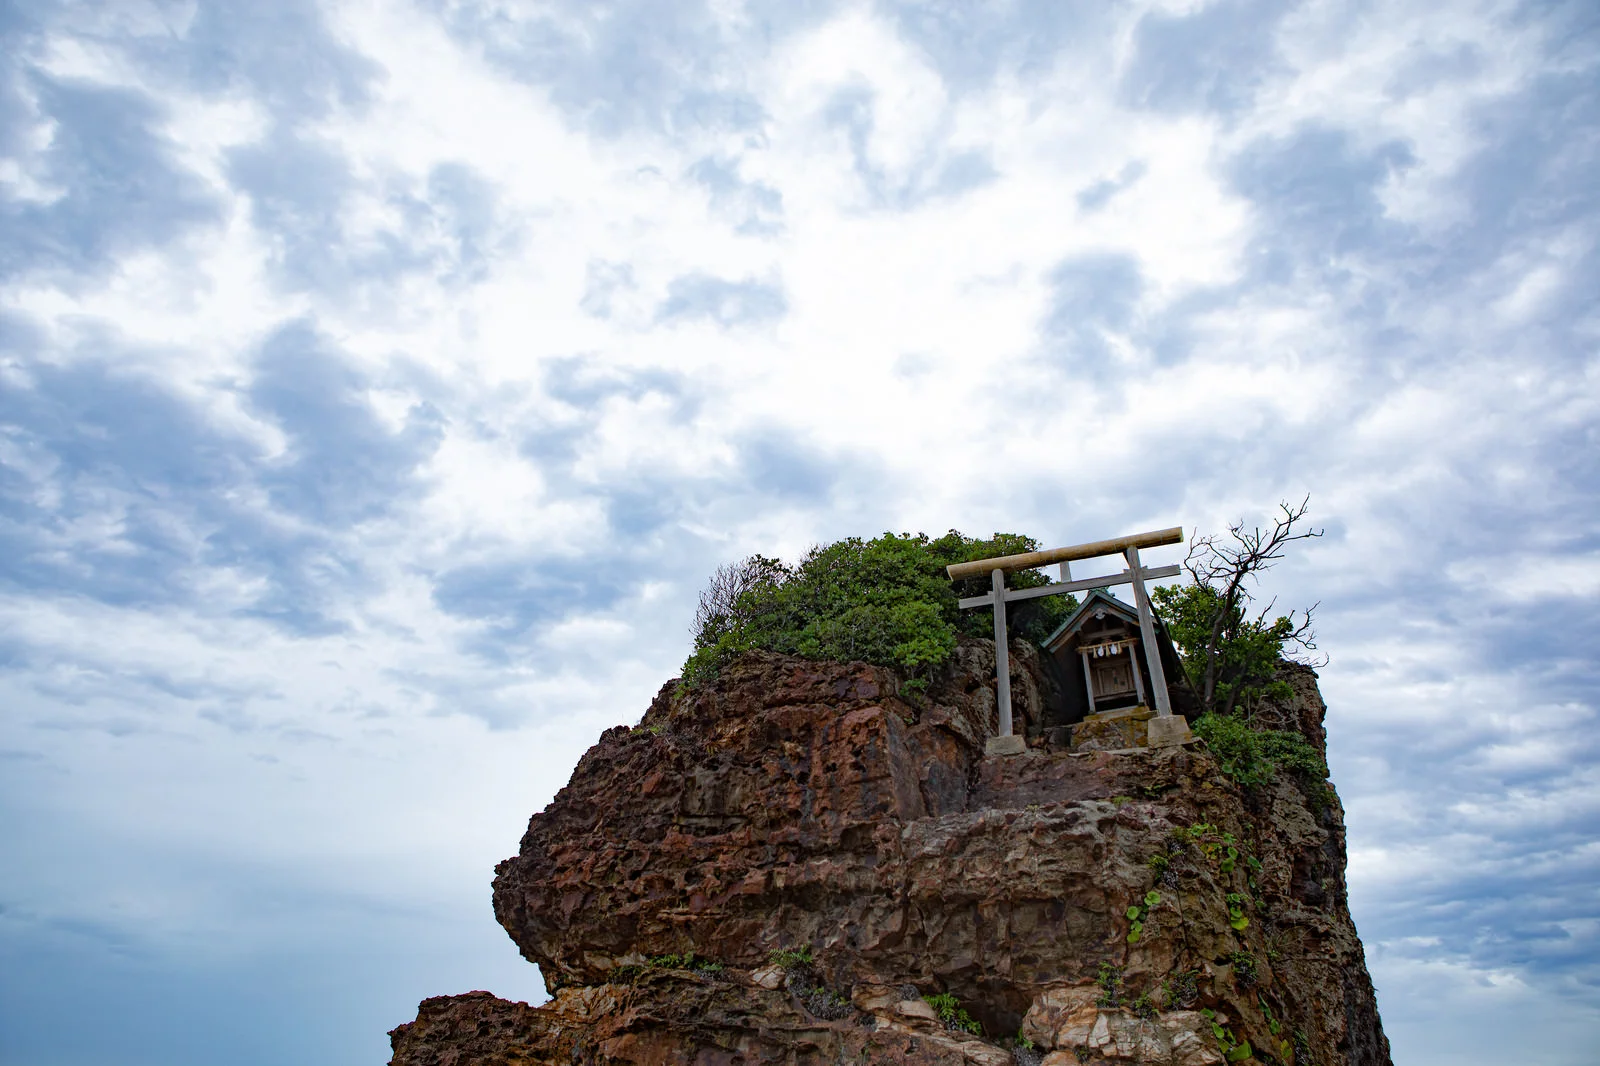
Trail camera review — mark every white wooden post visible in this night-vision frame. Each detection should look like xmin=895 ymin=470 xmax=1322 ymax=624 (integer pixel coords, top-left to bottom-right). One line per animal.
xmin=1080 ymin=649 xmax=1096 ymax=715
xmin=1129 ymin=640 xmax=1147 ymax=705
xmin=992 ymin=568 xmax=1013 ymax=736
xmin=1124 ymin=545 xmax=1173 ymax=717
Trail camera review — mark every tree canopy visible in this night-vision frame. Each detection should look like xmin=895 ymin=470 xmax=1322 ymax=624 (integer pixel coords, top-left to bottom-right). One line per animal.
xmin=682 ymin=531 xmax=1077 ymax=689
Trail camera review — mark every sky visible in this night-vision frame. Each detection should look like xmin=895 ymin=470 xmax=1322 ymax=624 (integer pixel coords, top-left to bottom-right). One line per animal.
xmin=0 ymin=0 xmax=1596 ymax=1063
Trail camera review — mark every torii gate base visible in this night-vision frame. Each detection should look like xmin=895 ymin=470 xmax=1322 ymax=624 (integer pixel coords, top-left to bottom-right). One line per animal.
xmin=985 ymin=735 xmax=1027 ymax=757
xmin=1148 ymin=716 xmax=1194 ymax=748
xmin=986 ymin=713 xmax=1192 ymax=757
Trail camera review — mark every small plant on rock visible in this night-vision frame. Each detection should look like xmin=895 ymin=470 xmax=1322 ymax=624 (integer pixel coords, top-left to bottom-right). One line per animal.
xmin=1223 ymin=950 xmax=1259 ymax=987
xmin=1161 ymin=968 xmax=1199 ymax=1009
xmin=610 ymin=963 xmax=647 ymax=984
xmin=801 ymin=985 xmax=853 ymax=1021
xmin=768 ymin=946 xmax=814 ymax=970
xmin=769 ymin=946 xmax=851 ymax=1020
xmin=1095 ymin=962 xmax=1123 ymax=1008
xmin=1225 ymin=892 xmax=1251 ymax=932
xmin=1201 ymin=1008 xmax=1254 ymax=1063
xmin=925 ymin=992 xmax=983 ymax=1036
xmin=1012 ymin=1043 xmax=1044 ymax=1066
xmin=1125 ymin=889 xmax=1162 ymax=944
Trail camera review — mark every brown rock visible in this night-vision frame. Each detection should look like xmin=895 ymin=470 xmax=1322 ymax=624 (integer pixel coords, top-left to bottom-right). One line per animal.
xmin=896 ymin=998 xmax=941 ymax=1023
xmin=393 ymin=642 xmax=1391 ymax=1066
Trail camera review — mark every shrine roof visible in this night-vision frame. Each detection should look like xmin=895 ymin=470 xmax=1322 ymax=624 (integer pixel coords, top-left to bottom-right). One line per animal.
xmin=1041 ymin=587 xmax=1159 ymax=651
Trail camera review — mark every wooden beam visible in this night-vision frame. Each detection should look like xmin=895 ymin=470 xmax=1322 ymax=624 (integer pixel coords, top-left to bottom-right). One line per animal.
xmin=956 ymin=564 xmax=1180 ymax=611
xmin=945 ymin=527 xmax=1183 ymax=581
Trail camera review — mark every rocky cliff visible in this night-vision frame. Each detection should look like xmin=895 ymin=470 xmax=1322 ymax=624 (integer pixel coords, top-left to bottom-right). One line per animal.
xmin=389 ymin=639 xmax=1390 ymax=1066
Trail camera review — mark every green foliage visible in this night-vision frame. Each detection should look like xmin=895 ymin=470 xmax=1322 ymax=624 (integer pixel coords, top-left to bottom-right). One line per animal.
xmin=610 ymin=963 xmax=646 ymax=983
xmin=1224 ymin=949 xmax=1259 ymax=987
xmin=646 ymin=952 xmax=723 ymax=974
xmin=614 ymin=951 xmax=724 ymax=982
xmin=802 ymin=985 xmax=853 ymax=1020
xmin=1161 ymin=969 xmax=1199 ymax=1010
xmin=1154 ymin=516 xmax=1334 ymax=806
xmin=1131 ymin=991 xmax=1158 ymax=1020
xmin=1015 ymin=1033 xmax=1036 ymax=1051
xmin=1146 ymin=851 xmax=1171 ymax=878
xmin=1203 ymin=1009 xmax=1254 ymax=1062
xmin=924 ymin=992 xmax=984 ymax=1035
xmin=1153 ymin=581 xmax=1298 ymax=714
xmin=1226 ymin=892 xmax=1251 ymax=931
xmin=767 ymin=946 xmax=851 ymax=1020
xmin=1191 ymin=713 xmax=1329 ymax=794
xmin=681 ymin=531 xmax=1078 ymax=687
xmin=1177 ymin=822 xmax=1243 ymax=867
xmin=1095 ymin=962 xmax=1124 ymax=1008
xmin=1126 ymin=890 xmax=1163 ymax=944
xmin=1150 ymin=499 xmax=1322 ymax=718
xmin=767 ymin=946 xmax=814 ymax=970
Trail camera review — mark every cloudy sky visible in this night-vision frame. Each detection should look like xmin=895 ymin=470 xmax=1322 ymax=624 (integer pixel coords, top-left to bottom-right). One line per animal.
xmin=1 ymin=0 xmax=1596 ymax=1063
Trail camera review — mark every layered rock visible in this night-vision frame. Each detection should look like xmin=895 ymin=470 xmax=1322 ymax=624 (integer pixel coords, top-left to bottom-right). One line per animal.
xmin=390 ymin=641 xmax=1390 ymax=1066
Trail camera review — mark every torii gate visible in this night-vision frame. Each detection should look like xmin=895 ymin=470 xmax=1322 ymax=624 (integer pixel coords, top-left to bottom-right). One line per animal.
xmin=946 ymin=526 xmax=1187 ymax=754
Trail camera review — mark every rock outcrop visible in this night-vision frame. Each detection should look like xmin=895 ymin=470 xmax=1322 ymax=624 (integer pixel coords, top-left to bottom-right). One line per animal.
xmin=390 ymin=640 xmax=1390 ymax=1066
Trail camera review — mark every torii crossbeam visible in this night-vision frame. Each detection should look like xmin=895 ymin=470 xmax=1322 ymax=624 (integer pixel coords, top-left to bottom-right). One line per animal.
xmin=948 ymin=526 xmax=1184 ymax=745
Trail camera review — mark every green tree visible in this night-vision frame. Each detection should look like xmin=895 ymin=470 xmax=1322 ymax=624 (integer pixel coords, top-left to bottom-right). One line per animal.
xmin=681 ymin=531 xmax=1077 ymax=688
xmin=1151 ymin=499 xmax=1331 ymax=796
xmin=1151 ymin=498 xmax=1323 ymax=717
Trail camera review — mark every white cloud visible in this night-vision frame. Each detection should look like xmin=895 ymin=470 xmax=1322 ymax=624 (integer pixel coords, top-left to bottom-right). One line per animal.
xmin=2 ymin=0 xmax=1598 ymax=1062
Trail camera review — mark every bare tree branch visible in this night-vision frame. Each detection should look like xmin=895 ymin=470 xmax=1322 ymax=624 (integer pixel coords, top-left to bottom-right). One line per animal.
xmin=692 ymin=555 xmax=787 ymax=648
xmin=1184 ymin=496 xmax=1325 ymax=711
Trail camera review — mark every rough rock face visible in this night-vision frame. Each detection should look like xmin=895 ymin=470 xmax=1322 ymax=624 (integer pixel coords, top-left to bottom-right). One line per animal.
xmin=390 ymin=641 xmax=1390 ymax=1066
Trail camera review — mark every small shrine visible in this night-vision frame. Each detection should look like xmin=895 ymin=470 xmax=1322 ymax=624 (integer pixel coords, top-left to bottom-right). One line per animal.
xmin=1042 ymin=588 xmax=1185 ymax=719
xmin=1039 ymin=588 xmax=1190 ymax=751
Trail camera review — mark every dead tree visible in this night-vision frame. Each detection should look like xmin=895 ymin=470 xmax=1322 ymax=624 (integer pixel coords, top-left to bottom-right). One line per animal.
xmin=691 ymin=554 xmax=787 ymax=648
xmin=1184 ymin=497 xmax=1324 ymax=716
